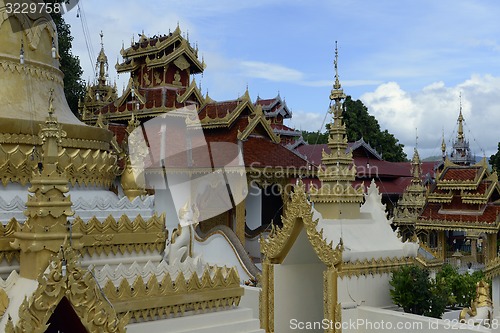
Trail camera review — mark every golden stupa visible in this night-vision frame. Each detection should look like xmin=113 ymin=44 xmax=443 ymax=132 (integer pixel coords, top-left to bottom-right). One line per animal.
xmin=0 ymin=3 xmax=117 ymax=187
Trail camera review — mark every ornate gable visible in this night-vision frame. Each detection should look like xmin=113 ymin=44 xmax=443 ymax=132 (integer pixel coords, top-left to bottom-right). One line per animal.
xmin=260 ymin=180 xmax=343 ymax=266
xmin=6 ymin=246 xmax=128 ymax=333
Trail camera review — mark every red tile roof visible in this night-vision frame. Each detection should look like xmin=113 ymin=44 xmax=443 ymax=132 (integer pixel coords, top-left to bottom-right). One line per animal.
xmin=242 ymin=136 xmax=311 ymax=169
xmin=199 ymin=100 xmax=241 ymax=120
xmin=270 ymin=124 xmax=298 ymax=132
xmin=128 ymin=115 xmax=311 ymax=173
xmin=441 ymin=167 xmax=479 ymax=181
xmin=419 ymin=203 xmax=499 ymax=224
xmin=255 ymin=98 xmax=275 ymax=107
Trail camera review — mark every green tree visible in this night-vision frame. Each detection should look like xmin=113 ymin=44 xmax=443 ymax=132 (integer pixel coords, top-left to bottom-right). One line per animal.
xmin=50 ymin=11 xmax=85 ymax=115
xmin=436 ymin=264 xmax=488 ymax=308
xmin=301 ymin=130 xmax=328 ymax=144
xmin=300 ymin=96 xmax=407 ymax=162
xmin=490 ymin=142 xmax=500 ymax=172
xmin=390 ymin=265 xmax=432 ymax=315
xmin=343 ymin=96 xmax=407 ymax=162
xmin=390 ymin=264 xmax=448 ymax=318
xmin=428 ymin=276 xmax=451 ymax=318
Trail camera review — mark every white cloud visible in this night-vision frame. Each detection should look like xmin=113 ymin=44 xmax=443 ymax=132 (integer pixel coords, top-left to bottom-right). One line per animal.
xmin=286 ymin=110 xmax=328 ymax=133
xmin=361 ymin=75 xmax=500 ymax=159
xmin=240 ymin=61 xmax=304 ymax=82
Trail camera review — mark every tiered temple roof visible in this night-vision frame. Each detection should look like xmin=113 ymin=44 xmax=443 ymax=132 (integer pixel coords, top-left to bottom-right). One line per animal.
xmin=417 ymin=158 xmax=500 ymax=233
xmin=80 ymin=26 xmax=205 ymax=124
xmin=449 ymin=102 xmax=475 ymax=165
xmin=393 ymin=148 xmax=427 ymax=239
xmin=78 ymin=32 xmax=118 ymax=117
xmin=308 ymin=43 xmax=364 ymax=219
xmin=79 ymin=30 xmax=313 ymax=180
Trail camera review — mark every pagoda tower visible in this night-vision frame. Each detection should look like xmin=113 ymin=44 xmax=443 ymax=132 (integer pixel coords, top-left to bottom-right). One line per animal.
xmin=309 ymin=43 xmax=364 ymax=219
xmin=449 ymin=99 xmax=475 ymax=165
xmin=0 ymin=3 xmax=117 ymax=188
xmin=11 ymin=95 xmax=83 ymax=279
xmin=393 ymin=148 xmax=426 ymax=241
xmin=78 ymin=32 xmax=118 ymax=118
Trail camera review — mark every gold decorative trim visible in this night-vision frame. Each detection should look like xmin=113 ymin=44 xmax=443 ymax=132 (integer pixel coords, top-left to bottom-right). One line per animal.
xmin=0 ymin=214 xmax=165 ymax=260
xmin=259 ymin=259 xmax=274 ymax=332
xmin=237 ymin=107 xmax=280 ymax=144
xmin=338 ymin=256 xmax=414 ymax=278
xmin=0 ymin=57 xmax=64 ymax=85
xmin=260 ymin=180 xmax=343 ymax=333
xmin=74 ymin=213 xmax=166 ymax=256
xmin=196 ymin=99 xmax=252 ymax=128
xmin=102 ymin=266 xmax=243 ymax=322
xmin=260 ymin=181 xmax=343 ymax=266
xmin=416 ymin=218 xmax=499 ymax=233
xmin=485 ymin=256 xmax=500 ymax=279
xmin=0 ymin=143 xmax=117 ymax=187
xmin=6 ymin=246 xmax=128 ymax=333
xmin=176 ymin=78 xmax=205 ymax=105
xmin=324 ymin=268 xmax=341 ymax=333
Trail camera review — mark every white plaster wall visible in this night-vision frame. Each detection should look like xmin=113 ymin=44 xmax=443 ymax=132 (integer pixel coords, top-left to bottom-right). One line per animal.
xmin=338 ymin=273 xmax=394 ymax=308
xmin=274 ymin=263 xmax=325 ymax=333
xmin=494 ymin=276 xmax=500 ymax=318
xmin=194 ymin=234 xmax=252 ymax=282
xmin=239 ymin=286 xmax=261 ymax=319
xmin=150 ymin=173 xmax=191 ymax=231
xmin=352 ymin=306 xmax=490 ymax=333
xmin=80 ymin=250 xmax=162 ymax=270
xmin=246 ymin=183 xmax=262 ymax=230
xmin=154 ymin=188 xmax=179 ymax=231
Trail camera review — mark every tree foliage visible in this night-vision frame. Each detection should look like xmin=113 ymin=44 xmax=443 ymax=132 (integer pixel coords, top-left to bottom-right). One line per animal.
xmin=343 ymin=96 xmax=407 ymax=162
xmin=301 ymin=130 xmax=328 ymax=145
xmin=490 ymin=142 xmax=500 ymax=172
xmin=51 ymin=11 xmax=85 ymax=115
xmin=436 ymin=264 xmax=487 ymax=308
xmin=390 ymin=265 xmax=447 ymax=318
xmin=301 ymin=97 xmax=407 ymax=162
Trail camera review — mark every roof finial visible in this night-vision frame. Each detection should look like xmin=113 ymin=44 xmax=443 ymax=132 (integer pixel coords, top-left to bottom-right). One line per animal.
xmin=100 ymin=30 xmax=104 ymax=48
xmin=415 ymin=127 xmax=418 ymax=149
xmin=411 ymin=147 xmax=422 ymax=181
xmin=329 ymin=41 xmax=346 ymax=103
xmin=457 ymin=92 xmax=464 ymax=142
xmin=334 ymin=41 xmax=341 ymax=90
xmin=441 ymin=128 xmax=446 ymax=159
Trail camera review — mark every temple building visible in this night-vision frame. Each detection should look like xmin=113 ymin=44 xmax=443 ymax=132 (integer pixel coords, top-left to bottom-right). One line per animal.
xmin=260 ymin=44 xmax=419 ymax=333
xmin=392 ymin=148 xmax=427 ymax=241
xmin=255 ymin=94 xmax=304 ymax=148
xmin=297 ymin=138 xmax=436 ymax=217
xmin=4 ymin=2 xmax=500 ymax=332
xmin=394 ymin=107 xmax=500 ymax=266
xmin=78 ymin=27 xmax=315 ymax=256
xmin=0 ymin=4 xmax=266 ymax=332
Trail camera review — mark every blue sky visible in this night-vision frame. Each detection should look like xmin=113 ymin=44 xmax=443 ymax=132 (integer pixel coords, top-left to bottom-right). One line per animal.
xmin=66 ymin=0 xmax=500 ymax=159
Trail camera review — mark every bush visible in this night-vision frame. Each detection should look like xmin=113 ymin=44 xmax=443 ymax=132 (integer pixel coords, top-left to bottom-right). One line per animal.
xmin=390 ymin=265 xmax=448 ymax=318
xmin=436 ymin=264 xmax=487 ymax=308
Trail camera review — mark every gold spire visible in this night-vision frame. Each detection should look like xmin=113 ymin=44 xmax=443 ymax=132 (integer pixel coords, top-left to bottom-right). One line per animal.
xmin=441 ymin=129 xmax=446 ymax=159
xmin=309 ymin=43 xmax=363 ymax=219
xmin=11 ymin=92 xmax=82 ymax=279
xmin=393 ymin=146 xmax=426 ymax=241
xmin=329 ymin=41 xmax=346 ymax=102
xmin=450 ymin=93 xmax=473 ymax=165
xmin=457 ymin=94 xmax=464 ymax=142
xmin=410 ymin=148 xmax=422 ymax=183
xmin=96 ymin=31 xmax=109 ymax=86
